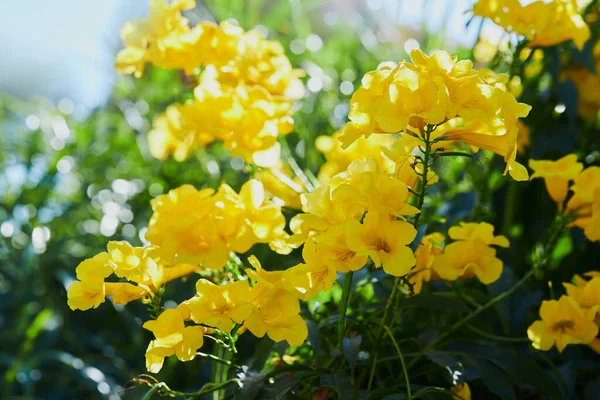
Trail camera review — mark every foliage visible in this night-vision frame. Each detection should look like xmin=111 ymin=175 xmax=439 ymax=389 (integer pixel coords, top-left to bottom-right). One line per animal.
xmin=2 ymin=1 xmax=600 ymax=399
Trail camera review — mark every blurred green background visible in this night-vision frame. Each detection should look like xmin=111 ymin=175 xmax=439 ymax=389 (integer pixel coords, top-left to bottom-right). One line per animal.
xmin=1 ymin=1 xmax=600 ymax=399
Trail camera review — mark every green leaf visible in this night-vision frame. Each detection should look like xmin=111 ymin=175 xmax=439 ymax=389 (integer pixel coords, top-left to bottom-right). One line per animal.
xmin=463 ymin=355 xmax=516 ymax=400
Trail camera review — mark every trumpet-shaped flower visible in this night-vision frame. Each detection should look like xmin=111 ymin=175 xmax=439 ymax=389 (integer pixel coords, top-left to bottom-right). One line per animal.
xmin=183 ymin=279 xmax=253 ymax=332
xmin=529 ymin=154 xmax=583 ymax=204
xmin=346 ymin=210 xmax=417 ymax=276
xmin=244 ymin=288 xmax=307 ymax=347
xmin=433 ymin=241 xmax=503 ymax=284
xmin=448 ymin=222 xmax=509 ymax=247
xmin=527 ymin=296 xmax=598 ymax=352
xmin=143 ymin=308 xmax=205 ymax=373
xmin=451 ymin=383 xmax=471 ymax=400
xmin=564 ymin=275 xmax=600 ymax=312
xmin=404 ymin=233 xmax=444 ymax=294
xmin=472 ymin=0 xmax=590 ymax=50
xmin=67 ymin=253 xmax=113 ymax=311
xmin=284 ymin=239 xmax=338 ymax=300
xmin=318 ymin=224 xmax=368 ymax=273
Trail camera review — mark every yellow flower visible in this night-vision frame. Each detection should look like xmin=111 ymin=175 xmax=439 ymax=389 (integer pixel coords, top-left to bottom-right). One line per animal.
xmin=143 ymin=308 xmax=205 ymax=373
xmin=527 ymin=295 xmax=598 ymax=352
xmin=105 ymin=282 xmax=148 ymax=305
xmin=448 ymin=222 xmax=509 ymax=247
xmin=404 ymin=233 xmax=444 ymax=294
xmin=148 ymin=102 xmax=216 ymax=162
xmin=245 ymin=255 xmax=296 ymax=304
xmin=107 ymin=241 xmax=166 ymax=287
xmin=437 ymin=110 xmax=530 ymax=181
xmin=183 ymin=279 xmax=253 ymax=332
xmin=67 ymin=253 xmax=113 ymax=311
xmin=529 ymin=154 xmax=583 ymax=204
xmin=315 ymin=128 xmax=397 ymax=183
xmin=472 ymin=0 xmax=590 ymax=50
xmin=339 ymin=48 xmax=531 ymax=172
xmin=516 ymin=120 xmax=530 ymax=154
xmin=115 ymin=0 xmax=201 ymax=77
xmin=346 ymin=210 xmax=417 ymax=276
xmin=583 ymin=189 xmax=600 ymax=242
xmin=318 ymin=224 xmax=368 ymax=273
xmin=147 ymin=182 xmax=290 ymax=269
xmin=433 ymin=241 xmax=503 ymax=284
xmin=451 ymin=382 xmax=471 ymax=400
xmin=284 ymin=239 xmax=338 ymax=300
xmin=254 ymin=163 xmax=306 ymax=210
xmin=567 ymin=167 xmax=600 ymax=239
xmin=243 ymin=288 xmax=307 ymax=347
xmin=564 ymin=274 xmax=600 ymax=312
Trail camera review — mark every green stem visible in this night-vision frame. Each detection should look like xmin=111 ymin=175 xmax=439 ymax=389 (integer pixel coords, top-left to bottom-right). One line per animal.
xmin=363 ymin=125 xmax=435 ymax=392
xmin=465 ymin=324 xmax=529 ymax=343
xmin=338 ymin=271 xmax=354 ymax=350
xmin=384 ymin=326 xmax=411 ymax=400
xmin=145 ymin=379 xmax=240 ymax=399
xmin=407 ymin=268 xmax=535 ymax=370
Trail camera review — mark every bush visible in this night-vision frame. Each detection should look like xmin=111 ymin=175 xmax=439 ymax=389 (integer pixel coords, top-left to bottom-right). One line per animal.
xmin=2 ymin=1 xmax=600 ymax=399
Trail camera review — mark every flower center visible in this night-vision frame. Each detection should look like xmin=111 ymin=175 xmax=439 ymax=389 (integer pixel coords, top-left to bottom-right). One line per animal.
xmin=552 ymin=320 xmax=575 ymax=333
xmin=373 ymin=238 xmax=392 ymax=253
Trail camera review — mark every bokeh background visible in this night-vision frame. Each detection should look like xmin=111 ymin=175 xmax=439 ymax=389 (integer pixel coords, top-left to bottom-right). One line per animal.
xmin=2 ymin=1 xmax=598 ymax=399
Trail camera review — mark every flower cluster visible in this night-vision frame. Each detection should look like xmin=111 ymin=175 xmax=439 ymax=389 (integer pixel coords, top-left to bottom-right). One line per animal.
xmin=339 ymin=49 xmax=532 ymax=180
xmin=67 ymin=242 xmax=197 ymax=311
xmin=472 ymin=0 xmax=590 ymax=50
xmin=528 ymin=272 xmax=600 ymax=352
xmin=116 ymin=0 xmax=304 ymax=166
xmin=402 ymin=222 xmax=509 ymax=293
xmin=146 ymin=179 xmax=293 ymax=269
xmin=530 ymin=154 xmax=600 ymax=242
xmin=289 ymin=158 xmax=420 ymax=278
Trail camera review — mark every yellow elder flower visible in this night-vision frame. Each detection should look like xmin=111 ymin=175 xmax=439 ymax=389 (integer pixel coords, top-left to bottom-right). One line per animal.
xmin=104 ymin=282 xmax=148 ymax=305
xmin=148 ymin=101 xmax=216 ymax=162
xmin=450 ymin=382 xmax=471 ymax=400
xmin=516 ymin=120 xmax=530 ymax=154
xmin=318 ymin=224 xmax=368 ymax=273
xmin=346 ymin=210 xmax=417 ymax=277
xmin=448 ymin=222 xmax=509 ymax=247
xmin=285 ymin=239 xmax=338 ymax=300
xmin=254 ymin=163 xmax=306 ymax=210
xmin=403 ymin=233 xmax=445 ymax=294
xmin=564 ymin=274 xmax=600 ymax=312
xmin=433 ymin=241 xmax=503 ymax=284
xmin=331 ymin=159 xmax=420 ymax=218
xmin=67 ymin=280 xmax=107 ymax=312
xmin=339 ymin=48 xmax=531 ymax=178
xmin=529 ymin=154 xmax=583 ymax=204
xmin=527 ymin=295 xmax=598 ymax=352
xmin=147 ymin=182 xmax=289 ymax=269
xmin=566 ymin=167 xmax=600 ymax=239
xmin=183 ymin=279 xmax=253 ymax=332
xmin=67 ymin=253 xmax=113 ymax=311
xmin=472 ymin=0 xmax=590 ymax=50
xmin=315 ymin=129 xmax=397 ymax=183
xmin=243 ymin=288 xmax=308 ymax=347
xmin=437 ymin=101 xmax=531 ymax=181
xmin=107 ymin=241 xmax=166 ymax=286
xmin=143 ymin=308 xmax=205 ymax=373
xmin=115 ymin=0 xmax=202 ymax=77
xmin=583 ymin=189 xmax=600 ymax=242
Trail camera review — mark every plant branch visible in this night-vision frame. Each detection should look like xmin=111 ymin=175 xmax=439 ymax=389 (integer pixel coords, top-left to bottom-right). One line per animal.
xmin=384 ymin=326 xmax=412 ymax=400
xmin=337 ymin=271 xmax=354 ymax=350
